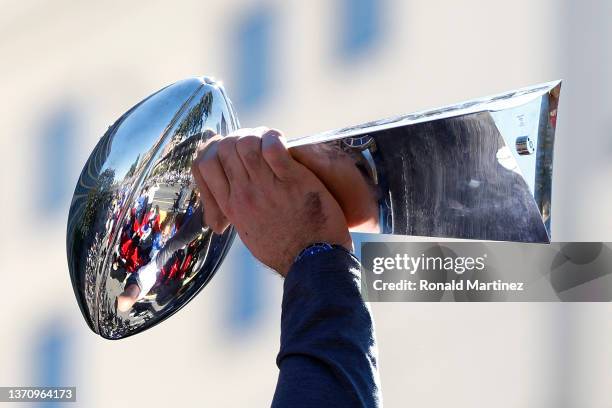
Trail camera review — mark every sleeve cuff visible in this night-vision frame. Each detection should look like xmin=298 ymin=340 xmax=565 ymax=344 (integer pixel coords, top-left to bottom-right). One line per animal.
xmin=282 ymin=247 xmax=362 ymax=311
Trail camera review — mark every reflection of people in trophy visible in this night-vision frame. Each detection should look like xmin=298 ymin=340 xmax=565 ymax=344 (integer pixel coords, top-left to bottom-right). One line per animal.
xmin=112 ymin=192 xmax=162 ymax=273
xmin=172 ymin=184 xmax=187 ymax=212
xmin=116 ymin=206 xmax=206 ymax=312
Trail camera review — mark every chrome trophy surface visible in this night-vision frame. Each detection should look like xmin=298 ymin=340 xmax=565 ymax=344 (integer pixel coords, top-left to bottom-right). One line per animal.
xmin=67 ymin=77 xmax=239 ymax=339
xmin=288 ymin=80 xmax=561 ymax=243
xmin=67 ymin=76 xmax=561 ymax=339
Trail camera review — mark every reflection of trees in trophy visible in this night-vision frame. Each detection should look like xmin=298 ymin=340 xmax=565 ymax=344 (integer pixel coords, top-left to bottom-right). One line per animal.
xmin=66 ymin=123 xmax=119 ymax=332
xmin=152 ymin=132 xmax=209 ymax=178
xmin=159 ymin=93 xmax=213 ymax=161
xmin=174 ymin=91 xmax=213 ymax=139
xmin=76 ymin=168 xmax=121 ymax=333
xmin=79 ymin=168 xmax=116 ymax=240
xmin=68 ymin=127 xmax=114 ymax=251
xmin=76 ymin=168 xmax=116 ymax=270
xmin=151 ymin=92 xmax=218 ymax=179
xmin=124 ymin=154 xmax=140 ymax=179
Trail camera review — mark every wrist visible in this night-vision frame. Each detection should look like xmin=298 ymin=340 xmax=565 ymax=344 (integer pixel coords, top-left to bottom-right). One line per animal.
xmin=294 ymin=242 xmax=354 ymax=265
xmin=282 ymin=242 xmax=359 ymax=282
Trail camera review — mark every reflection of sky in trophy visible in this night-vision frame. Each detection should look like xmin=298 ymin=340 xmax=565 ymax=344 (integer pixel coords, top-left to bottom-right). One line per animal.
xmin=99 ymin=79 xmax=204 ymax=182
xmin=99 ymin=81 xmax=231 ymax=183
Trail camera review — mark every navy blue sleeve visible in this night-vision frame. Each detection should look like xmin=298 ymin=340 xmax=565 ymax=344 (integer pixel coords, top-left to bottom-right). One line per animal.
xmin=272 ymin=248 xmax=381 ymax=408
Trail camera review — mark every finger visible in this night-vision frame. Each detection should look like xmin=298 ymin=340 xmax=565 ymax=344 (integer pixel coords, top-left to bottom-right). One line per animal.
xmin=216 ymin=136 xmax=250 ymax=188
xmin=191 ymin=163 xmax=229 ymax=233
xmin=193 ymin=140 xmax=230 ymax=212
xmin=198 ymin=133 xmax=223 ymax=156
xmin=236 ymin=134 xmax=274 ymax=183
xmin=261 ymin=129 xmax=297 ymax=180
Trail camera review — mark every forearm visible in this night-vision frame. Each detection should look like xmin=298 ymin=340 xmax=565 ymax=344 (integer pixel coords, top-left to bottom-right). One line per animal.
xmin=272 ymin=248 xmax=381 ymax=408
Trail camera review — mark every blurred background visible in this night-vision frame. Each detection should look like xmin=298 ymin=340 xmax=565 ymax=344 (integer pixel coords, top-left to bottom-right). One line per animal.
xmin=1 ymin=0 xmax=611 ymax=407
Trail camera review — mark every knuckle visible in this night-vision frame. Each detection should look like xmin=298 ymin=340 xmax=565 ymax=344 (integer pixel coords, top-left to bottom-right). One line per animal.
xmin=236 ymin=136 xmax=260 ymax=156
xmin=236 ymin=134 xmax=260 ymax=149
xmin=200 ymin=137 xmax=220 ymax=156
xmin=252 ymin=126 xmax=270 ymax=136
xmin=217 ymin=137 xmax=238 ymax=158
xmin=264 ymin=128 xmax=283 ymax=138
xmin=261 ymin=132 xmax=286 ymax=154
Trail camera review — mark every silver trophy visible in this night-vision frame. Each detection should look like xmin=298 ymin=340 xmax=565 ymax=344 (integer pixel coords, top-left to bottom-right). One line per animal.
xmin=66 ymin=77 xmax=561 ymax=338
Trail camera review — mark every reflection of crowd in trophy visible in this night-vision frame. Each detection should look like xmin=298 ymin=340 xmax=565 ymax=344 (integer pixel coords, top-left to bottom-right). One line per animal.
xmin=108 ymin=130 xmax=216 ymax=313
xmin=158 ymin=170 xmax=191 ymax=187
xmin=109 ymin=175 xmax=206 ymax=312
